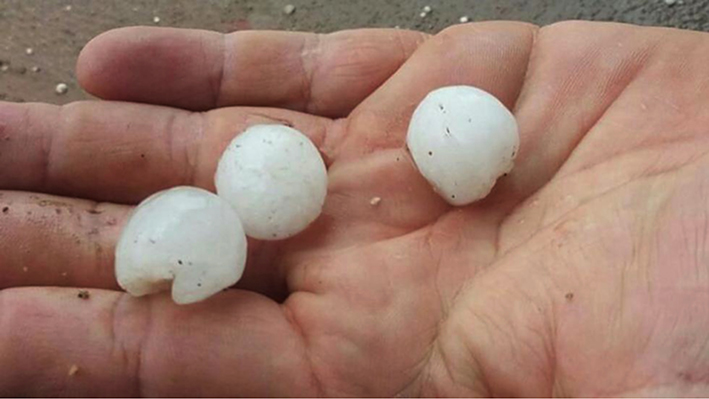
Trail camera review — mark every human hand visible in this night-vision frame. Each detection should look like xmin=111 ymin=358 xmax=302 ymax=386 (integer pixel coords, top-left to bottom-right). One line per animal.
xmin=1 ymin=21 xmax=708 ymax=396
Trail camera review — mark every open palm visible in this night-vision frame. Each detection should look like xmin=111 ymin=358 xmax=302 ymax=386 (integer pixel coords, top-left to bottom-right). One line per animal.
xmin=2 ymin=21 xmax=709 ymax=397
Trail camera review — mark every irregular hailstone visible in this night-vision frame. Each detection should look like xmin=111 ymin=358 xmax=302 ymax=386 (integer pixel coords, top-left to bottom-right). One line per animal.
xmin=115 ymin=186 xmax=247 ymax=305
xmin=215 ymin=124 xmax=328 ymax=240
xmin=406 ymin=85 xmax=519 ymax=206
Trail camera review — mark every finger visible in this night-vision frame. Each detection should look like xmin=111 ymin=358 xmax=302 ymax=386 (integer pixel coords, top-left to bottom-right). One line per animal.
xmin=0 ymin=191 xmax=287 ymax=299
xmin=0 ymin=100 xmax=330 ymax=204
xmin=77 ymin=27 xmax=428 ymax=117
xmin=0 ymin=191 xmax=127 ymax=290
xmin=0 ymin=287 xmax=316 ymax=397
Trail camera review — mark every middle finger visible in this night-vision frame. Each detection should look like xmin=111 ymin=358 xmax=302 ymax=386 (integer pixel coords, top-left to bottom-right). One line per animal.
xmin=0 ymin=100 xmax=332 ymax=204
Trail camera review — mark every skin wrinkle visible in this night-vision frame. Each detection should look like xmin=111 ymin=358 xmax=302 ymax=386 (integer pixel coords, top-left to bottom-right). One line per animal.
xmin=528 ymin=273 xmax=559 ymax=395
xmin=0 ymin=291 xmax=13 ymax=394
xmin=300 ymin=34 xmax=322 ymax=115
xmin=510 ymin=26 xmax=540 ymax=114
xmin=41 ymin=106 xmax=55 ymax=192
xmin=394 ymin=229 xmax=448 ymax=397
xmin=398 ymin=330 xmax=439 ymax=397
xmin=280 ymin=299 xmax=325 ymax=397
xmin=320 ymin=117 xmax=348 ymax=161
xmin=212 ymin=33 xmax=226 ymax=108
xmin=167 ymin=111 xmax=191 ymax=190
xmin=695 ymin=179 xmax=709 ymax=282
xmin=692 ymin=335 xmax=709 ymax=382
xmin=186 ymin=112 xmax=206 ymax=188
xmin=560 ymin=133 xmax=707 ymax=183
xmin=107 ymin=294 xmax=140 ymax=396
xmin=215 ymin=33 xmax=237 ymax=110
xmin=85 ymin=201 xmax=108 ymax=277
xmin=434 ymin=337 xmax=467 ymax=395
xmin=500 ymin=143 xmax=707 ymax=261
xmin=390 ymin=324 xmax=440 ymax=397
xmin=457 ymin=316 xmax=493 ymax=396
xmin=134 ymin=296 xmax=153 ymax=398
xmin=553 ymin=181 xmax=689 ymax=395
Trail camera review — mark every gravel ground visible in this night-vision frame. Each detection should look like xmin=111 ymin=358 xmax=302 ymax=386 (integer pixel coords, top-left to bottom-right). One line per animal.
xmin=1 ymin=0 xmax=708 ymax=104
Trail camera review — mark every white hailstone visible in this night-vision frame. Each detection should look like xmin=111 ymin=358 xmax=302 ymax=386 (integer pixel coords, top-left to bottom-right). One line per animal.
xmin=55 ymin=83 xmax=68 ymax=95
xmin=115 ymin=186 xmax=248 ymax=305
xmin=283 ymin=4 xmax=296 ymax=15
xmin=419 ymin=11 xmax=427 ymax=18
xmin=406 ymin=86 xmax=519 ymax=206
xmin=215 ymin=124 xmax=327 ymax=240
xmin=423 ymin=5 xmax=432 ymax=12
xmin=459 ymin=15 xmax=470 ymax=23
xmin=25 ymin=47 xmax=34 ymax=55
xmin=152 ymin=16 xmax=161 ymax=23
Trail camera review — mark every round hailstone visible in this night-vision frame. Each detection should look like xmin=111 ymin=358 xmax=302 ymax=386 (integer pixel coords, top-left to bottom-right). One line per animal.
xmin=406 ymin=85 xmax=519 ymax=206
xmin=215 ymin=124 xmax=327 ymax=240
xmin=115 ymin=186 xmax=247 ymax=305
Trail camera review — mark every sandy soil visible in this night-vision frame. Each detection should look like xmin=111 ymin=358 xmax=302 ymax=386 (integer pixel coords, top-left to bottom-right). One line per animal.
xmin=1 ymin=0 xmax=708 ymax=105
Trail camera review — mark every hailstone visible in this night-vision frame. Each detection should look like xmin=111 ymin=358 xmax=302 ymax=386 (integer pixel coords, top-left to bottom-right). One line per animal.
xmin=406 ymin=85 xmax=519 ymax=206
xmin=115 ymin=186 xmax=247 ymax=305
xmin=215 ymin=124 xmax=327 ymax=240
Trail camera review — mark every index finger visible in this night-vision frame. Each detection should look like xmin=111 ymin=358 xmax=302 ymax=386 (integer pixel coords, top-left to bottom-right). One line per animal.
xmin=77 ymin=27 xmax=428 ymax=117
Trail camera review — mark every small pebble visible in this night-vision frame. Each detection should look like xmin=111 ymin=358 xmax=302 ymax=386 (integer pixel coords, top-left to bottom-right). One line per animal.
xmin=459 ymin=16 xmax=470 ymax=23
xmin=55 ymin=83 xmax=69 ymax=95
xmin=31 ymin=66 xmax=41 ymax=73
xmin=423 ymin=5 xmax=432 ymax=13
xmin=78 ymin=290 xmax=90 ymax=299
xmin=25 ymin=47 xmax=34 ymax=55
xmin=370 ymin=197 xmax=382 ymax=206
xmin=152 ymin=16 xmax=160 ymax=23
xmin=0 ymin=64 xmax=8 ymax=72
xmin=283 ymin=4 xmax=296 ymax=15
xmin=68 ymin=364 xmax=79 ymax=376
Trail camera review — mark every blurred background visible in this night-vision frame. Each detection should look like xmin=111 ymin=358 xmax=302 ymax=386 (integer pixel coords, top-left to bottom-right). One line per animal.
xmin=1 ymin=0 xmax=708 ymax=105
